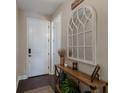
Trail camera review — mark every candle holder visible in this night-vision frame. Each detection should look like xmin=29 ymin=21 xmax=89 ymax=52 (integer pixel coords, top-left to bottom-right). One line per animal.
xmin=72 ymin=62 xmax=78 ymax=70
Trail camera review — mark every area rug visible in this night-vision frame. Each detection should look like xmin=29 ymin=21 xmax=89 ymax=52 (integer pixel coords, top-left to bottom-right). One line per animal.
xmin=24 ymin=86 xmax=54 ymax=93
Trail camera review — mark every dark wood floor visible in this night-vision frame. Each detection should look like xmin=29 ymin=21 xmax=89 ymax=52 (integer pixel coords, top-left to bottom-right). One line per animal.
xmin=16 ymin=75 xmax=55 ymax=93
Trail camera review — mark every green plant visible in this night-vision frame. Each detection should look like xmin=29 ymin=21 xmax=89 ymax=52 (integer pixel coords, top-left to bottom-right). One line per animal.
xmin=61 ymin=78 xmax=80 ymax=93
xmin=60 ymin=71 xmax=67 ymax=82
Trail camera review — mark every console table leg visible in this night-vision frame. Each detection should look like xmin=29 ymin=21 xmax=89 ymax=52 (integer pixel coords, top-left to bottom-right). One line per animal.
xmin=103 ymin=86 xmax=107 ymax=93
xmin=91 ymin=89 xmax=97 ymax=93
xmin=90 ymin=86 xmax=97 ymax=93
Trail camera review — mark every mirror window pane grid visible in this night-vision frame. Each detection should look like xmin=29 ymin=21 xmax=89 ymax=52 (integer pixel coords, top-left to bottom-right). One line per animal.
xmin=68 ymin=5 xmax=96 ymax=65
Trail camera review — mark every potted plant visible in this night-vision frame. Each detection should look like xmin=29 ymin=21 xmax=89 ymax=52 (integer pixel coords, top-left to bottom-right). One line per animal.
xmin=60 ymin=73 xmax=80 ymax=93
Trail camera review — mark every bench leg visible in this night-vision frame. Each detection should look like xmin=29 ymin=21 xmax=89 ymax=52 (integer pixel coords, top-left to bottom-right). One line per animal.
xmin=103 ymin=86 xmax=107 ymax=93
xmin=90 ymin=86 xmax=97 ymax=93
xmin=91 ymin=89 xmax=97 ymax=93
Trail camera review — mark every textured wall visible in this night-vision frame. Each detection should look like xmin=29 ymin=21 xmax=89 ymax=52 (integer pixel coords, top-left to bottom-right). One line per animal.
xmin=52 ymin=0 xmax=108 ymax=92
xmin=17 ymin=9 xmax=27 ymax=76
xmin=52 ymin=0 xmax=108 ymax=81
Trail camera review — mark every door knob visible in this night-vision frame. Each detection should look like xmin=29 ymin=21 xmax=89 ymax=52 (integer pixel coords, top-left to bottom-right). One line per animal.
xmin=29 ymin=54 xmax=31 ymax=57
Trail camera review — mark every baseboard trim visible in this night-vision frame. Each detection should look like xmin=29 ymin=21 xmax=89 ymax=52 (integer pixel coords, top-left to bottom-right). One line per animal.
xmin=16 ymin=75 xmax=28 ymax=90
xmin=18 ymin=75 xmax=28 ymax=80
xmin=28 ymin=74 xmax=48 ymax=78
xmin=16 ymin=79 xmax=19 ymax=90
xmin=49 ymin=72 xmax=54 ymax=75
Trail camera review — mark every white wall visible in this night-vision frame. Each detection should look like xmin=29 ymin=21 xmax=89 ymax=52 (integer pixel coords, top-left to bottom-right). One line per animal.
xmin=52 ymin=0 xmax=108 ymax=81
xmin=52 ymin=1 xmax=108 ymax=92
xmin=17 ymin=9 xmax=27 ymax=76
xmin=16 ymin=6 xmax=19 ymax=87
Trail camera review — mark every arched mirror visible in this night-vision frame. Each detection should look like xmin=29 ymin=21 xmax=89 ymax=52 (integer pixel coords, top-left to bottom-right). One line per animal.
xmin=67 ymin=5 xmax=96 ymax=65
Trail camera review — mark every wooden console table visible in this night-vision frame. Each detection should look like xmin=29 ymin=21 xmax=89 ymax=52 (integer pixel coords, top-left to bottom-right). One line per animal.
xmin=55 ymin=64 xmax=107 ymax=93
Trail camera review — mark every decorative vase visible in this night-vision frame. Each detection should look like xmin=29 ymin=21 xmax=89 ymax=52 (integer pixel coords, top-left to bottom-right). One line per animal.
xmin=58 ymin=48 xmax=65 ymax=66
xmin=60 ymin=57 xmax=65 ymax=66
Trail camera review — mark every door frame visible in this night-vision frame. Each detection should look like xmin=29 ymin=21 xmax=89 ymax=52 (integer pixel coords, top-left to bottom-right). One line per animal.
xmin=51 ymin=13 xmax=62 ymax=74
xmin=26 ymin=17 xmax=51 ymax=78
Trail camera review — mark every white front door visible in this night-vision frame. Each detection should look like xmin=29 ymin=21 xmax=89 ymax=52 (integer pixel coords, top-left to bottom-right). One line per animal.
xmin=27 ymin=17 xmax=49 ymax=77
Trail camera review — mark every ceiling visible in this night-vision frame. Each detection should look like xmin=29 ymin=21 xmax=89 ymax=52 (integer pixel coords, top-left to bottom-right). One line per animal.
xmin=17 ymin=0 xmax=67 ymax=16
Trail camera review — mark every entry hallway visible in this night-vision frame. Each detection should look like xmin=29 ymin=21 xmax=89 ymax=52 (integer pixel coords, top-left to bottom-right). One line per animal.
xmin=16 ymin=0 xmax=108 ymax=93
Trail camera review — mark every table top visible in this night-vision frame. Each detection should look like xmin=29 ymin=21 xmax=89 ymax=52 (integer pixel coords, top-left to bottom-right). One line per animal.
xmin=55 ymin=64 xmax=107 ymax=88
